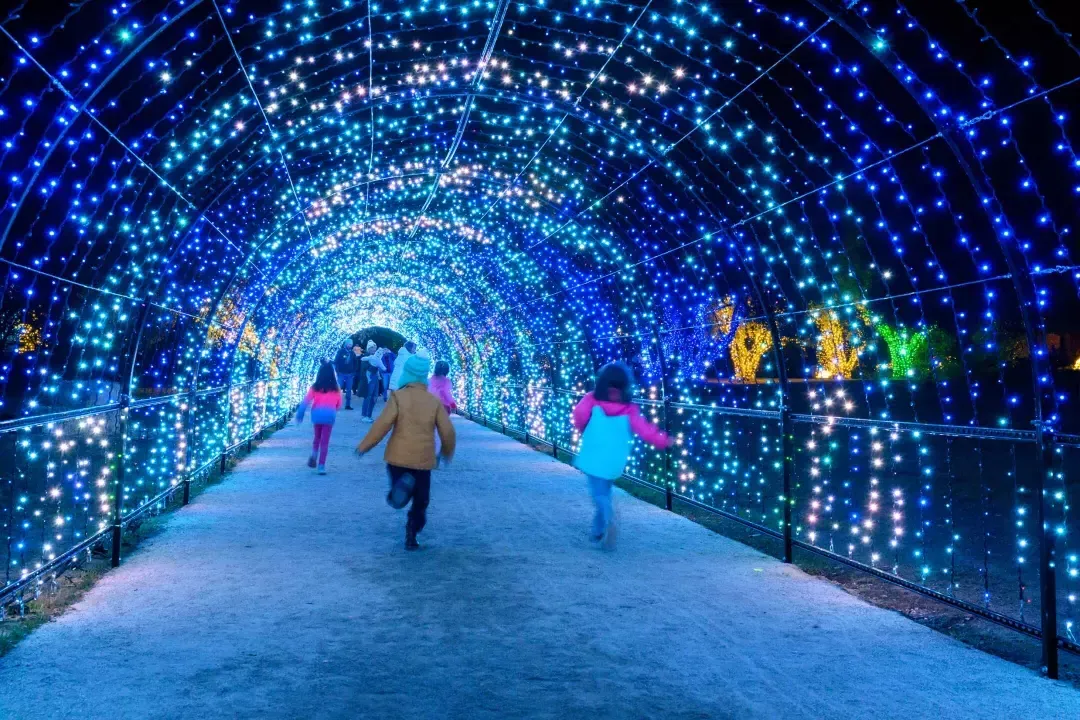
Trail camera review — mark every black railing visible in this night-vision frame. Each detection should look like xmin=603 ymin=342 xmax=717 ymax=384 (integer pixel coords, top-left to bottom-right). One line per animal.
xmin=1 ymin=376 xmax=299 ymax=610
xmin=458 ymin=387 xmax=1080 ymax=676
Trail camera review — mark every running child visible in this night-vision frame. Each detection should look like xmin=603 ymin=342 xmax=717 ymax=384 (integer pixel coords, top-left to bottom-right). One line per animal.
xmin=572 ymin=361 xmax=672 ymax=549
xmin=295 ymin=361 xmax=343 ymax=475
xmin=428 ymin=360 xmax=458 ymax=413
xmin=355 ymin=353 xmax=456 ymax=551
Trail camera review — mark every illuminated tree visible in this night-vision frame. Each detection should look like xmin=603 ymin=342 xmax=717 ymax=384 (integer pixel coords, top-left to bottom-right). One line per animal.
xmin=730 ymin=321 xmax=773 ymax=383
xmin=812 ymin=308 xmax=862 ymax=380
xmin=661 ymin=295 xmax=745 ymax=384
xmin=877 ymin=324 xmax=929 ymax=379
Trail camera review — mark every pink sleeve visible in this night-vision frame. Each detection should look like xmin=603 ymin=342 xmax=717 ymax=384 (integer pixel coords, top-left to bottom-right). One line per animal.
xmin=572 ymin=393 xmax=597 ymax=432
xmin=628 ymin=406 xmax=672 ymax=449
xmin=429 ymin=380 xmax=454 ymax=409
xmin=303 ymin=389 xmax=315 ymax=406
xmin=332 ymin=392 xmax=342 ymax=410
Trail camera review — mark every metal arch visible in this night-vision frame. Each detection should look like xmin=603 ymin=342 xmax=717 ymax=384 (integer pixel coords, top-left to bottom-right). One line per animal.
xmin=405 ymin=0 xmax=512 ymax=239
xmin=468 ymin=0 xmax=656 ymax=231
xmin=211 ymin=0 xmax=315 ymax=250
xmin=166 ymin=81 xmax=712 ymax=318
xmin=806 ymin=0 xmax=1061 ymax=677
xmin=198 ymin=159 xmax=606 ymax=364
xmin=0 ymin=0 xmax=206 ymax=257
xmin=804 ymin=0 xmax=1053 ymax=417
xmin=209 ymin=231 xmax=515 ymax=387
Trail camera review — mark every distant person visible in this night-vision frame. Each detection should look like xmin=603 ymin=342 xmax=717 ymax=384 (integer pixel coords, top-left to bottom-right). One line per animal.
xmin=294 ymin=361 xmax=342 ymax=475
xmin=355 ymin=353 xmax=456 ymax=551
xmin=428 ymin=360 xmax=457 ymax=413
xmin=333 ymin=339 xmax=357 ymax=410
xmin=359 ymin=341 xmax=385 ymax=422
xmin=571 ymin=361 xmax=671 ymax=549
xmin=388 ymin=340 xmax=416 ymax=391
xmin=355 ymin=339 xmax=372 ymax=395
xmin=380 ymin=347 xmax=395 ymax=401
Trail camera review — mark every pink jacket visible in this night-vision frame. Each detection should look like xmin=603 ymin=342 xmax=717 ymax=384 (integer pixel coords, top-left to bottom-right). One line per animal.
xmin=297 ymin=389 xmax=342 ymax=425
xmin=572 ymin=391 xmax=671 ymax=448
xmin=427 ymin=375 xmax=457 ymax=412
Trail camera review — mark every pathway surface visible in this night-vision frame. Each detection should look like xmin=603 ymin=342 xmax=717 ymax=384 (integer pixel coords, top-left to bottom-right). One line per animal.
xmin=2 ymin=407 xmax=1078 ymax=719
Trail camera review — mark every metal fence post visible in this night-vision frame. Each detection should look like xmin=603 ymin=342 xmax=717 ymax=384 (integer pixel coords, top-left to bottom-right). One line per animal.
xmin=662 ymin=398 xmax=673 ymax=511
xmin=1035 ymin=423 xmax=1059 ymax=678
xmin=182 ymin=385 xmax=196 ymax=506
xmin=111 ymin=395 xmax=129 ymax=568
xmin=781 ymin=405 xmax=794 ymax=564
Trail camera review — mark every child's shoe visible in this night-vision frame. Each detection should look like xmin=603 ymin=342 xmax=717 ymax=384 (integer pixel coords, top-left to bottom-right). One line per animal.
xmin=307 ymin=455 xmax=317 ymax=468
xmin=317 ymin=464 xmax=327 ymax=475
xmin=601 ymin=522 xmax=617 ymax=550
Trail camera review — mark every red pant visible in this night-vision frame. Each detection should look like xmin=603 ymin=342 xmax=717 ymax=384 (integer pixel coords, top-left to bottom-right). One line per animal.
xmin=311 ymin=424 xmax=333 ymax=464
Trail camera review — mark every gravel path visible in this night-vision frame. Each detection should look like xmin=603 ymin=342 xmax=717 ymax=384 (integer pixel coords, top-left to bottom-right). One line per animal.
xmin=2 ymin=409 xmax=1078 ymax=719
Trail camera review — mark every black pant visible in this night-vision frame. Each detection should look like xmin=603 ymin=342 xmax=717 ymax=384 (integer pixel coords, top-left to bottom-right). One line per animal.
xmin=388 ymin=465 xmax=431 ymax=534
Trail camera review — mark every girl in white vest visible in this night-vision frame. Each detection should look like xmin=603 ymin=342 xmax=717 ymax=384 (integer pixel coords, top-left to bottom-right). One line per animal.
xmin=389 ymin=341 xmax=416 ymax=391
xmin=571 ymin=362 xmax=672 ymax=549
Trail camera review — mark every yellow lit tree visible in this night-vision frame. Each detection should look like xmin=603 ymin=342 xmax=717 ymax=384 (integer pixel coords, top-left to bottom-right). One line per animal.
xmin=812 ymin=306 xmax=861 ymax=379
xmin=15 ymin=318 xmax=43 ymax=353
xmin=730 ymin=321 xmax=773 ymax=382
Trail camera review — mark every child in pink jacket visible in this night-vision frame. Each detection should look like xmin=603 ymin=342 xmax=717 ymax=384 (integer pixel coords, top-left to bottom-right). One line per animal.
xmin=295 ymin=361 xmax=343 ymax=474
xmin=428 ymin=360 xmax=457 ymax=413
xmin=572 ymin=361 xmax=671 ymax=548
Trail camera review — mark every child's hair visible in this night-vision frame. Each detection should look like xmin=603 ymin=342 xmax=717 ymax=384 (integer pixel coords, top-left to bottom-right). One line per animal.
xmin=404 ymin=341 xmax=417 ymax=354
xmin=434 ymin=360 xmax=450 ymax=377
xmin=312 ymin=361 xmax=339 ymax=393
xmin=594 ymin=361 xmax=633 ymax=403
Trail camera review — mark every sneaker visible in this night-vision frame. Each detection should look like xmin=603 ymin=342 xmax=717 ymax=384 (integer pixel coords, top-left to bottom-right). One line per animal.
xmin=344 ymin=406 xmax=354 ymax=410
xmin=601 ymin=522 xmax=617 ymax=550
xmin=588 ymin=531 xmax=603 ymax=544
xmin=317 ymin=464 xmax=327 ymax=475
xmin=307 ymin=455 xmax=317 ymax=468
xmin=405 ymin=528 xmax=420 ymax=551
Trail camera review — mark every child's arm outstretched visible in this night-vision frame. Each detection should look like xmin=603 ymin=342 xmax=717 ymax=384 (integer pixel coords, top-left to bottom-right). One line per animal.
xmin=295 ymin=390 xmax=314 ymax=423
xmin=356 ymin=393 xmax=398 ymax=454
xmin=435 ymin=404 xmax=457 ymax=462
xmin=628 ymin=406 xmax=672 ymax=448
xmin=571 ymin=392 xmax=597 ymax=432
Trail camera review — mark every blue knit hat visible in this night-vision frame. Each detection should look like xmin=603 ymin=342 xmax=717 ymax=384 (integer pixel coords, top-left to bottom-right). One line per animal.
xmin=398 ymin=354 xmax=431 ymax=387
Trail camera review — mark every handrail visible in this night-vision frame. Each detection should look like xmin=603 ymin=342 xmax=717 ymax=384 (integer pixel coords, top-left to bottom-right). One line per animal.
xmin=481 ymin=383 xmax=1055 ymax=443
xmin=789 ymin=413 xmax=1039 ymax=443
xmin=0 ymin=376 xmax=299 ymax=435
xmin=0 ymin=403 xmax=122 ymax=434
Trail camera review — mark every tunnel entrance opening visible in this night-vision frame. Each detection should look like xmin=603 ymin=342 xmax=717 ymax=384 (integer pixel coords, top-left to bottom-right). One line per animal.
xmin=350 ymin=326 xmax=408 ymax=353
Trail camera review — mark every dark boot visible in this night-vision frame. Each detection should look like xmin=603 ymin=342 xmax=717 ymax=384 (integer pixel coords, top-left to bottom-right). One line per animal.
xmin=405 ymin=527 xmax=420 ymax=551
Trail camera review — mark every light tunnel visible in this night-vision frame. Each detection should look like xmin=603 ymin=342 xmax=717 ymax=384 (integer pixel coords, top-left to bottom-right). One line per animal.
xmin=1 ymin=0 xmax=1079 ymax=665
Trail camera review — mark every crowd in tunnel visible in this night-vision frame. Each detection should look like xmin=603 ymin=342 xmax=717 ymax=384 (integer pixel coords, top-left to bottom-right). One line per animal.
xmin=1 ymin=0 xmax=1079 ymax=673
